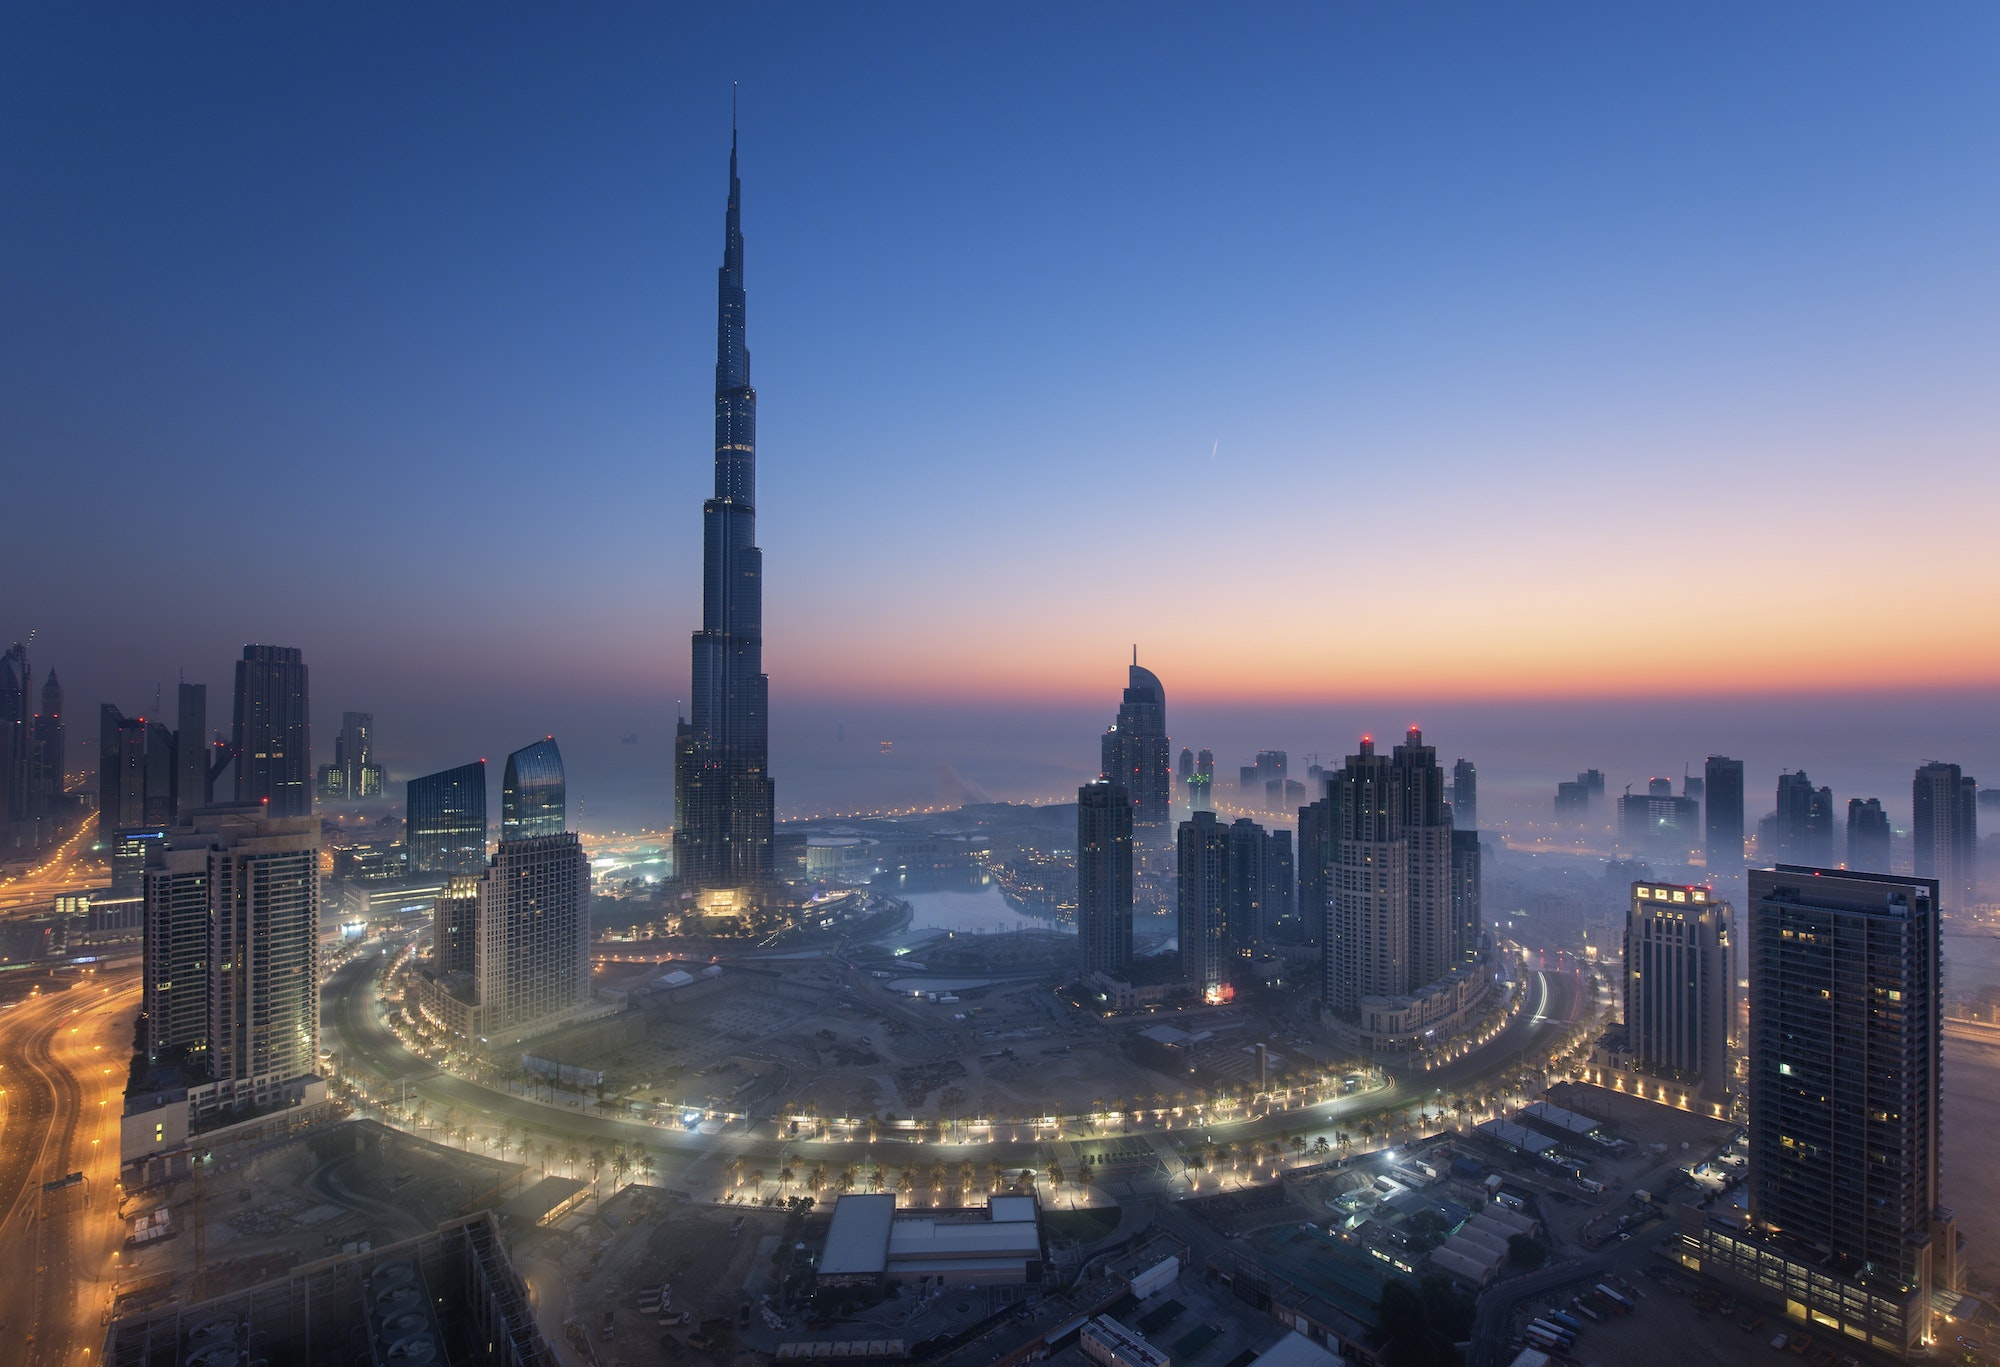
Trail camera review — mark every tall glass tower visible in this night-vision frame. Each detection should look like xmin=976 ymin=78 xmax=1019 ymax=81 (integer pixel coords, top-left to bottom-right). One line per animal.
xmin=674 ymin=121 xmax=775 ymax=891
xmin=502 ymin=739 xmax=565 ymax=841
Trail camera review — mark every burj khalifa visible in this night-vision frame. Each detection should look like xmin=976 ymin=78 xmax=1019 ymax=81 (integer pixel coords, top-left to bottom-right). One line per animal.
xmin=674 ymin=123 xmax=775 ymax=891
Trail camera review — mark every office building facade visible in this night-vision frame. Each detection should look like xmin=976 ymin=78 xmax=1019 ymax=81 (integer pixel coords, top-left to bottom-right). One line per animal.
xmin=232 ymin=645 xmax=311 ymax=816
xmin=1075 ymin=779 xmax=1134 ymax=979
xmin=1619 ymin=787 xmax=1701 ymax=863
xmin=471 ymin=834 xmax=591 ymax=1039
xmin=408 ymin=759 xmax=489 ymax=877
xmin=318 ymin=710 xmax=384 ymax=801
xmin=1450 ymin=828 xmax=1482 ymax=967
xmin=674 ymin=128 xmax=776 ymax=893
xmin=1100 ymin=655 xmax=1171 ymax=844
xmin=1622 ymin=881 xmax=1732 ymax=1100
xmin=1451 ymin=758 xmax=1477 ymax=830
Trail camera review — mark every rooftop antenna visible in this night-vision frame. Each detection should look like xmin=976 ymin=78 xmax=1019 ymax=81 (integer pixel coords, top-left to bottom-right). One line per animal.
xmin=1132 ymin=644 xmax=1137 ymax=666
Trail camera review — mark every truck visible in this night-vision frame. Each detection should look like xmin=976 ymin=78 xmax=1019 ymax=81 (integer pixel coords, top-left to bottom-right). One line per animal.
xmin=1545 ymin=1310 xmax=1583 ymax=1332
xmin=1595 ymin=1283 xmax=1635 ymax=1312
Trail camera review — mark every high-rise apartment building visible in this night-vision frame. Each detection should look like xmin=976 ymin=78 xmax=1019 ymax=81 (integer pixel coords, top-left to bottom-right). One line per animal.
xmin=1450 ymin=828 xmax=1482 ymax=966
xmin=674 ymin=128 xmax=776 ymax=893
xmin=1450 ymin=758 xmax=1477 ymax=830
xmin=501 ymin=739 xmax=565 ymax=841
xmin=1263 ymin=828 xmax=1296 ymax=937
xmin=432 ymin=875 xmax=479 ymax=978
xmin=98 ymin=704 xmax=150 ymax=836
xmin=1297 ymin=790 xmax=1331 ymax=946
xmin=231 ymin=644 xmax=311 ymax=817
xmin=1075 ymin=779 xmax=1134 ymax=979
xmin=1621 ymin=881 xmax=1732 ymax=1100
xmin=1846 ymin=797 xmax=1891 ymax=874
xmin=31 ymin=668 xmax=64 ymax=816
xmin=1100 ymin=655 xmax=1171 ymax=844
xmin=1772 ymin=770 xmax=1834 ymax=865
xmin=1321 ymin=730 xmax=1459 ymax=1022
xmin=1717 ymin=865 xmax=1955 ymax=1352
xmin=1703 ymin=755 xmax=1744 ymax=870
xmin=1226 ymin=818 xmax=1269 ymax=952
xmin=139 ymin=808 xmax=320 ymax=1118
xmin=174 ymin=681 xmax=210 ymax=820
xmin=1912 ymin=761 xmax=1978 ymax=909
xmin=472 ymin=833 xmax=591 ymax=1040
xmin=408 ymin=759 xmax=488 ymax=877
xmin=1177 ymin=811 xmax=1231 ymax=1001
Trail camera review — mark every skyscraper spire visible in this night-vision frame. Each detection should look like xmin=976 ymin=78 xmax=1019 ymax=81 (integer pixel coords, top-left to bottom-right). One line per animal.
xmin=675 ymin=112 xmax=775 ymax=892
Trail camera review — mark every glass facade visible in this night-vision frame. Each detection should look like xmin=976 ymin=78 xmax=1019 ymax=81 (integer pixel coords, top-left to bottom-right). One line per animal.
xmin=501 ymin=739 xmax=564 ymax=841
xmin=407 ymin=759 xmax=488 ymax=876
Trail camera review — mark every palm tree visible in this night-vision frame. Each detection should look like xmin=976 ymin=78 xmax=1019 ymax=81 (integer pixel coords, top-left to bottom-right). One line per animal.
xmin=563 ymin=1141 xmax=582 ymax=1178
xmin=612 ymin=1148 xmax=634 ymax=1190
xmin=442 ymin=1105 xmax=459 ymax=1140
xmin=588 ymin=1148 xmax=607 ymax=1192
xmin=454 ymin=1123 xmax=471 ymax=1150
xmin=778 ymin=1166 xmax=795 ymax=1197
xmin=495 ymin=1126 xmax=515 ymax=1164
xmin=749 ymin=1168 xmax=767 ymax=1199
xmin=808 ymin=1163 xmax=828 ymax=1200
xmin=896 ymin=1168 xmax=914 ymax=1203
xmin=1290 ymin=1135 xmax=1308 ymax=1163
xmin=637 ymin=1149 xmax=658 ymax=1186
xmin=958 ymin=1161 xmax=976 ymax=1196
xmin=836 ymin=1163 xmax=856 ymax=1193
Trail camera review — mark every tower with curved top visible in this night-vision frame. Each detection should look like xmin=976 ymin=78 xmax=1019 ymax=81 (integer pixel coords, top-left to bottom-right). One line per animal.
xmin=674 ymin=121 xmax=775 ymax=891
xmin=1100 ymin=652 xmax=1170 ymax=844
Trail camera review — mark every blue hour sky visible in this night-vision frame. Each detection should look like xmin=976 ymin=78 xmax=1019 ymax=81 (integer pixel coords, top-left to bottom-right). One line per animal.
xmin=5 ymin=4 xmax=1997 ymax=823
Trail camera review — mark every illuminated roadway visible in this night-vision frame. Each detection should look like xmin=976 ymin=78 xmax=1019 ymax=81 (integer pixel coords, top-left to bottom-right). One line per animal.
xmin=0 ymin=969 xmax=139 ymax=1366
xmin=0 ymin=815 xmax=103 ymax=916
xmin=325 ymin=946 xmax=1580 ymax=1189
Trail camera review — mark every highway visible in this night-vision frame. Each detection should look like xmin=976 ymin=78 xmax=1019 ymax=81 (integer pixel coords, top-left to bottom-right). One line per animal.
xmin=0 ymin=969 xmax=139 ymax=1366
xmin=0 ymin=816 xmax=104 ymax=916
xmin=324 ymin=946 xmax=1582 ymax=1190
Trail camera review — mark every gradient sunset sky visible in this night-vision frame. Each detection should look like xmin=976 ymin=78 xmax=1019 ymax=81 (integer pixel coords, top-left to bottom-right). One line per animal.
xmin=6 ymin=5 xmax=1997 ymax=821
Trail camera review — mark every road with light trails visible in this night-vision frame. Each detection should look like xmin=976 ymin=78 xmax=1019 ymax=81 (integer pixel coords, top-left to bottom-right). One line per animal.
xmin=0 ymin=967 xmax=140 ymax=1367
xmin=0 ymin=815 xmax=104 ymax=916
xmin=326 ymin=946 xmax=1580 ymax=1189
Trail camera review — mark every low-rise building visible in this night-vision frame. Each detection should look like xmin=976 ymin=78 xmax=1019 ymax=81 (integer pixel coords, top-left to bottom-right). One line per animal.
xmin=817 ymin=1194 xmax=1043 ymax=1293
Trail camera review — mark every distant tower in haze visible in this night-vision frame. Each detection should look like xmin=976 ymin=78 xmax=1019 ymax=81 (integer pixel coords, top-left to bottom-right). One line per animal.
xmin=1075 ymin=779 xmax=1133 ymax=979
xmin=1450 ymin=758 xmax=1477 ymax=830
xmin=1912 ymin=761 xmax=1978 ymax=909
xmin=1450 ymin=828 xmax=1482 ymax=965
xmin=1773 ymin=770 xmax=1834 ymax=865
xmin=0 ymin=642 xmax=30 ymax=852
xmin=1703 ymin=755 xmax=1744 ymax=870
xmin=231 ymin=645 xmax=310 ymax=816
xmin=674 ymin=122 xmax=776 ymax=894
xmin=1846 ymin=797 xmax=1891 ymax=874
xmin=408 ymin=759 xmax=489 ymax=877
xmin=1177 ymin=811 xmax=1231 ymax=1001
xmin=174 ymin=683 xmax=209 ymax=820
xmin=318 ymin=711 xmax=383 ymax=802
xmin=1178 ymin=748 xmax=1193 ymax=784
xmin=1101 ymin=652 xmax=1170 ymax=844
xmin=1226 ymin=818 xmax=1269 ymax=952
xmin=502 ymin=739 xmax=566 ymax=841
xmin=33 ymin=669 xmax=64 ymax=813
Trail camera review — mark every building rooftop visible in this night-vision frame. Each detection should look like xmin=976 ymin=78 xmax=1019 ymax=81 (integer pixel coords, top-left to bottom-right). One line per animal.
xmin=820 ymin=1193 xmax=900 ymax=1276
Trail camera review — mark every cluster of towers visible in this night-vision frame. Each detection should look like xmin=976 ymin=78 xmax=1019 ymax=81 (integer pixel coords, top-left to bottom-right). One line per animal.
xmin=0 ymin=639 xmax=68 ymax=858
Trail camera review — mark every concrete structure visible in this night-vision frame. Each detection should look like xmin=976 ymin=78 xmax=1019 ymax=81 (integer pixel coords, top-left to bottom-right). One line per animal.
xmin=105 ymin=1212 xmax=550 ymax=1367
xmin=1622 ymin=881 xmax=1733 ymax=1101
xmin=816 ymin=1193 xmax=1043 ymax=1291
xmin=1177 ymin=811 xmax=1231 ymax=1001
xmin=1846 ymin=797 xmax=1892 ymax=874
xmin=1080 ymin=1316 xmax=1169 ymax=1367
xmin=1704 ymin=755 xmax=1745 ymax=870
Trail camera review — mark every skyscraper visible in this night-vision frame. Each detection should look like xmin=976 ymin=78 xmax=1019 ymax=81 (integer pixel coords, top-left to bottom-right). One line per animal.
xmin=501 ymin=739 xmax=565 ymax=841
xmin=674 ymin=124 xmax=775 ymax=894
xmin=174 ymin=681 xmax=209 ymax=820
xmin=231 ymin=644 xmax=311 ymax=816
xmin=1075 ymin=779 xmax=1134 ymax=979
xmin=1621 ymin=881 xmax=1732 ymax=1100
xmin=1450 ymin=758 xmax=1477 ymax=830
xmin=1226 ymin=818 xmax=1269 ymax=952
xmin=31 ymin=668 xmax=63 ymax=815
xmin=1772 ymin=770 xmax=1834 ymax=865
xmin=1449 ymin=828 xmax=1482 ymax=966
xmin=1846 ymin=797 xmax=1891 ymax=874
xmin=1100 ymin=654 xmax=1170 ymax=843
xmin=1263 ymin=828 xmax=1296 ymax=938
xmin=432 ymin=875 xmax=479 ymax=978
xmin=139 ymin=808 xmax=320 ymax=1118
xmin=0 ymin=641 xmax=29 ymax=852
xmin=1618 ymin=785 xmax=1699 ymax=862
xmin=408 ymin=759 xmax=489 ymax=877
xmin=1912 ymin=761 xmax=1978 ymax=909
xmin=1296 ymin=790 xmax=1331 ymax=947
xmin=1177 ymin=811 xmax=1231 ymax=1001
xmin=1731 ymin=865 xmax=1953 ymax=1351
xmin=471 ymin=833 xmax=591 ymax=1039
xmin=318 ymin=710 xmax=385 ymax=802
xmin=1320 ymin=731 xmax=1464 ymax=1039
xmin=1703 ymin=755 xmax=1744 ymax=871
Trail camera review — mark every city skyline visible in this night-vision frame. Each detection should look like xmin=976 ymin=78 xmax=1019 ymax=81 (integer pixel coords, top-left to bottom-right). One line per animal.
xmin=7 ymin=7 xmax=1999 ymax=754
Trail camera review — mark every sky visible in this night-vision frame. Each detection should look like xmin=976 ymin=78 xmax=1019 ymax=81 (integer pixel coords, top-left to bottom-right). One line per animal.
xmin=4 ymin=5 xmax=1998 ymax=826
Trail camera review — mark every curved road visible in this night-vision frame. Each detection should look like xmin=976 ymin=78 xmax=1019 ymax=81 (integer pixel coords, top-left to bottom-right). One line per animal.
xmin=326 ymin=948 xmax=1580 ymax=1189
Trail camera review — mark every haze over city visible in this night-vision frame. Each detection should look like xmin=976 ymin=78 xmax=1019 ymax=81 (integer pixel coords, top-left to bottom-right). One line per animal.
xmin=4 ymin=8 xmax=1999 ymax=1367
